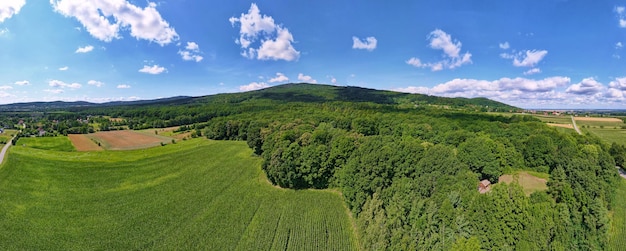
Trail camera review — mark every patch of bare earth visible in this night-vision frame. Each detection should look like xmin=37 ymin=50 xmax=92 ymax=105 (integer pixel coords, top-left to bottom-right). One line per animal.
xmin=546 ymin=123 xmax=574 ymax=129
xmin=90 ymin=131 xmax=171 ymax=150
xmin=68 ymin=134 xmax=103 ymax=151
xmin=574 ymin=117 xmax=623 ymax=122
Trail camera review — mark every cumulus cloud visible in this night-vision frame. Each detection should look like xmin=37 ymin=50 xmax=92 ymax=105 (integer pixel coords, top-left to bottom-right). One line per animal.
xmin=523 ymin=68 xmax=541 ymax=75
xmin=0 ymin=85 xmax=12 ymax=90
xmin=88 ymin=80 xmax=104 ymax=87
xmin=0 ymin=0 xmax=25 ymax=23
xmin=616 ymin=6 xmax=626 ymax=28
xmin=513 ymin=50 xmax=548 ymax=67
xmin=609 ymin=77 xmax=626 ymax=90
xmin=49 ymin=80 xmax=82 ymax=89
xmin=617 ymin=42 xmax=623 ymax=49
xmin=229 ymin=3 xmax=300 ymax=61
xmin=566 ymin=78 xmax=604 ymax=95
xmin=75 ymin=45 xmax=94 ymax=53
xmin=178 ymin=41 xmax=203 ymax=62
xmin=269 ymin=72 xmax=289 ymax=83
xmin=406 ymin=29 xmax=472 ymax=71
xmin=50 ymin=0 xmax=178 ymax=45
xmin=352 ymin=36 xmax=377 ymax=51
xmin=117 ymin=84 xmax=131 ymax=89
xmin=138 ymin=65 xmax=166 ymax=74
xmin=499 ymin=42 xmax=510 ymax=50
xmin=297 ymin=73 xmax=317 ymax=83
xmin=59 ymin=66 xmax=69 ymax=71
xmin=239 ymin=82 xmax=269 ymax=91
xmin=13 ymin=80 xmax=29 ymax=86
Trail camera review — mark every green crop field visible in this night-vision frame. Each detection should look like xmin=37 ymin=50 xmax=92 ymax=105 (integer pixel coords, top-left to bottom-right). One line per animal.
xmin=16 ymin=136 xmax=76 ymax=151
xmin=533 ymin=115 xmax=572 ymax=124
xmin=0 ymin=139 xmax=358 ymax=250
xmin=608 ymin=179 xmax=626 ymax=250
xmin=584 ymin=128 xmax=626 ymax=145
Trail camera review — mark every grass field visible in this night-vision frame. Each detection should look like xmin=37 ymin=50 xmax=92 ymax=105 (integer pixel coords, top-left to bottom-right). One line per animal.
xmin=0 ymin=139 xmax=358 ymax=250
xmin=0 ymin=129 xmax=18 ymax=145
xmin=608 ymin=179 xmax=626 ymax=250
xmin=498 ymin=171 xmax=548 ymax=196
xmin=16 ymin=136 xmax=76 ymax=152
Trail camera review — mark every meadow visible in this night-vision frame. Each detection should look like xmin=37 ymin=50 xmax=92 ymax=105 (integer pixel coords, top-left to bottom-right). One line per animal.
xmin=16 ymin=136 xmax=76 ymax=151
xmin=609 ymin=179 xmax=626 ymax=250
xmin=0 ymin=138 xmax=358 ymax=250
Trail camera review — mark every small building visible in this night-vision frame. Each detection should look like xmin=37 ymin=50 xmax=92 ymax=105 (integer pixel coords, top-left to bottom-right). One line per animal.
xmin=37 ymin=128 xmax=46 ymax=137
xmin=0 ymin=128 xmax=4 ymax=133
xmin=478 ymin=179 xmax=491 ymax=194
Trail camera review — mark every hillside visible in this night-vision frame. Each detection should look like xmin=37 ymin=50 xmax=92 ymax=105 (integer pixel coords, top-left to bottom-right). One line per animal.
xmin=0 ymin=83 xmax=519 ymax=112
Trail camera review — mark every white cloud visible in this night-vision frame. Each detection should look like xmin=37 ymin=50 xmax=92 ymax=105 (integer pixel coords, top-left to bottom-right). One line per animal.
xmin=75 ymin=45 xmax=94 ymax=53
xmin=499 ymin=42 xmax=510 ymax=50
xmin=523 ymin=68 xmax=541 ymax=75
xmin=13 ymin=80 xmax=29 ymax=86
xmin=44 ymin=89 xmax=65 ymax=94
xmin=138 ymin=65 xmax=166 ymax=74
xmin=117 ymin=84 xmax=131 ymax=89
xmin=229 ymin=3 xmax=300 ymax=61
xmin=501 ymin=50 xmax=548 ymax=67
xmin=352 ymin=36 xmax=377 ymax=51
xmin=617 ymin=42 xmax=623 ymax=49
xmin=0 ymin=85 xmax=12 ymax=90
xmin=239 ymin=82 xmax=269 ymax=91
xmin=609 ymin=77 xmax=626 ymax=90
xmin=406 ymin=29 xmax=472 ymax=71
xmin=269 ymin=72 xmax=289 ymax=83
xmin=566 ymin=78 xmax=604 ymax=95
xmin=513 ymin=50 xmax=548 ymax=67
xmin=0 ymin=28 xmax=8 ymax=36
xmin=0 ymin=0 xmax=25 ymax=23
xmin=178 ymin=41 xmax=203 ymax=62
xmin=87 ymin=80 xmax=104 ymax=87
xmin=297 ymin=73 xmax=317 ymax=83
xmin=50 ymin=0 xmax=178 ymax=45
xmin=328 ymin=76 xmax=337 ymax=85
xmin=617 ymin=6 xmax=626 ymax=27
xmin=49 ymin=80 xmax=82 ymax=89
xmin=59 ymin=66 xmax=69 ymax=71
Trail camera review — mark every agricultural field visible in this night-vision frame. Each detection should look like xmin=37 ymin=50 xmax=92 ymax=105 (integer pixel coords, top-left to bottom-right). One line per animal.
xmin=142 ymin=126 xmax=193 ymax=140
xmin=0 ymin=129 xmax=17 ymax=145
xmin=608 ymin=179 xmax=626 ymax=250
xmin=498 ymin=171 xmax=548 ymax=196
xmin=83 ymin=130 xmax=173 ymax=150
xmin=0 ymin=139 xmax=358 ymax=250
xmin=68 ymin=134 xmax=104 ymax=151
xmin=533 ymin=114 xmax=572 ymax=124
xmin=16 ymin=136 xmax=76 ymax=152
xmin=574 ymin=117 xmax=626 ymax=145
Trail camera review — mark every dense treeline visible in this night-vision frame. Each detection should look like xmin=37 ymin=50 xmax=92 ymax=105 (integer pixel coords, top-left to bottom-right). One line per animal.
xmin=0 ymin=84 xmax=621 ymax=250
xmin=195 ymin=100 xmax=618 ymax=250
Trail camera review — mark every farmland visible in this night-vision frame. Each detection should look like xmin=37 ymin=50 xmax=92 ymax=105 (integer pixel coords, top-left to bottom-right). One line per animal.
xmin=0 ymin=138 xmax=357 ymax=250
xmin=68 ymin=134 xmax=104 ymax=151
xmin=82 ymin=130 xmax=173 ymax=150
xmin=16 ymin=136 xmax=76 ymax=152
xmin=609 ymin=179 xmax=626 ymax=250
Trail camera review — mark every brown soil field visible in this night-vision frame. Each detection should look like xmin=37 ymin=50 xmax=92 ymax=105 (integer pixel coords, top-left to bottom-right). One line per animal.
xmin=546 ymin=123 xmax=574 ymax=129
xmin=499 ymin=172 xmax=548 ymax=196
xmin=68 ymin=134 xmax=104 ymax=151
xmin=574 ymin=117 xmax=623 ymax=122
xmin=89 ymin=131 xmax=172 ymax=150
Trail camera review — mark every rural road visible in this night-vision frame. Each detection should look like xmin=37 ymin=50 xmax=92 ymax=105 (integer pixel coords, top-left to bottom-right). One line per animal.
xmin=571 ymin=116 xmax=582 ymax=135
xmin=618 ymin=167 xmax=626 ymax=179
xmin=0 ymin=136 xmax=14 ymax=165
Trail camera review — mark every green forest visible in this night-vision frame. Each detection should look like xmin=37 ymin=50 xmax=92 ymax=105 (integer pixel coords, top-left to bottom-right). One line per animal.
xmin=0 ymin=83 xmax=623 ymax=250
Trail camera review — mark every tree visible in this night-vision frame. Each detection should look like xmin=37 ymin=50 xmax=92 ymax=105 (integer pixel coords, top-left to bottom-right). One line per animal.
xmin=458 ymin=135 xmax=501 ymax=182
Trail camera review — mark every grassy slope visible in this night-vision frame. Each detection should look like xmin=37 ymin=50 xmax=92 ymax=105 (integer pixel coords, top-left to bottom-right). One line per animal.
xmin=16 ymin=136 xmax=76 ymax=152
xmin=0 ymin=139 xmax=357 ymax=250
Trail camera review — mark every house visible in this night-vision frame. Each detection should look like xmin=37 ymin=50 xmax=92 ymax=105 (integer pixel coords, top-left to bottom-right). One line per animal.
xmin=37 ymin=127 xmax=46 ymax=137
xmin=478 ymin=179 xmax=491 ymax=194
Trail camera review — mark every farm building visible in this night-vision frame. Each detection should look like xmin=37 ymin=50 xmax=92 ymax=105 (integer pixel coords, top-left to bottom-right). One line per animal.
xmin=478 ymin=179 xmax=491 ymax=193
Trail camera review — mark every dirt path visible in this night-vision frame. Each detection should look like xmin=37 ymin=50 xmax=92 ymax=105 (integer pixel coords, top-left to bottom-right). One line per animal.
xmin=0 ymin=136 xmax=15 ymax=165
xmin=571 ymin=116 xmax=582 ymax=135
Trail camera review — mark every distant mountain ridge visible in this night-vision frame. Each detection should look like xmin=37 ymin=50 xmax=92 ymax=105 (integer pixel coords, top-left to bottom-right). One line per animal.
xmin=0 ymin=83 xmax=519 ymax=112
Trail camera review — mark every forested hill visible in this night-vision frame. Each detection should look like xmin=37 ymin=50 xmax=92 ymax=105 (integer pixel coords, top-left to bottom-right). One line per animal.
xmin=0 ymin=83 xmax=518 ymax=112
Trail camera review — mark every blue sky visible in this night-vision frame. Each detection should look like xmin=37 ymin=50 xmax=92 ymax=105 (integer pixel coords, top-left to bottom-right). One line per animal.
xmin=1 ymin=1 xmax=626 ymax=109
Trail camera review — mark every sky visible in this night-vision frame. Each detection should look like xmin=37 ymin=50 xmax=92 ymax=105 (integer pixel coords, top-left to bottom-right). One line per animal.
xmin=1 ymin=1 xmax=626 ymax=109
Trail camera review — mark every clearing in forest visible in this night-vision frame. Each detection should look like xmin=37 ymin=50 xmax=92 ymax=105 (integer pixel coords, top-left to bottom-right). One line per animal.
xmin=498 ymin=171 xmax=548 ymax=196
xmin=68 ymin=134 xmax=104 ymax=151
xmin=0 ymin=139 xmax=358 ymax=250
xmin=87 ymin=130 xmax=172 ymax=150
